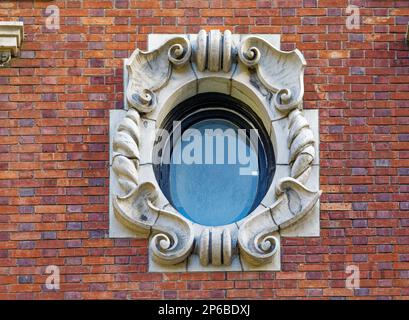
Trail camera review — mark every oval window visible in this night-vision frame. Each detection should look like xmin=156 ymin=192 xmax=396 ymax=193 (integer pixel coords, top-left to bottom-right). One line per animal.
xmin=154 ymin=93 xmax=275 ymax=226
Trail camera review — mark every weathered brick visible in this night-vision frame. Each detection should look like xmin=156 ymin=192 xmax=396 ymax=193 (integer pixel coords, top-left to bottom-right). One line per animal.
xmin=0 ymin=0 xmax=406 ymax=301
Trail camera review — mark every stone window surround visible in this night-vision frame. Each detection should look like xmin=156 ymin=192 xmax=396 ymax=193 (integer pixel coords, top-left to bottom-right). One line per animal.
xmin=109 ymin=30 xmax=321 ymax=272
xmin=0 ymin=21 xmax=24 ymax=67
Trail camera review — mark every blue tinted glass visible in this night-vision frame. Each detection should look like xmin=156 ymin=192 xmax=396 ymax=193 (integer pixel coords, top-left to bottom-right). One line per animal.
xmin=169 ymin=119 xmax=259 ymax=226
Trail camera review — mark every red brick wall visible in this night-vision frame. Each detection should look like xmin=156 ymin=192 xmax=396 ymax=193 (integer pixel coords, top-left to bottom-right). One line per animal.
xmin=0 ymin=0 xmax=408 ymax=299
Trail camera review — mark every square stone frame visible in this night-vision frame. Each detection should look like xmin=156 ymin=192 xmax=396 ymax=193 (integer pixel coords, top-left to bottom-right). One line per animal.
xmin=0 ymin=21 xmax=24 ymax=67
xmin=109 ymin=32 xmax=320 ymax=272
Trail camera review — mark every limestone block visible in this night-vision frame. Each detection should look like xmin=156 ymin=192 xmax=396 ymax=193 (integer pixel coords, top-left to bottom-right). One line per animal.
xmin=0 ymin=21 xmax=24 ymax=58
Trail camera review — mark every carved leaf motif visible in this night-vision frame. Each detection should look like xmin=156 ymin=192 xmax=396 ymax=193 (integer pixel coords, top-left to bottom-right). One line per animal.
xmin=112 ymin=109 xmax=141 ymax=196
xmin=238 ymin=36 xmax=306 ymax=111
xmin=113 ymin=181 xmax=194 ymax=266
xmin=238 ymin=178 xmax=321 ymax=266
xmin=238 ymin=208 xmax=279 ymax=266
xmin=288 ymin=109 xmax=316 ymax=183
xmin=126 ymin=37 xmax=192 ymax=113
xmin=113 ymin=182 xmax=159 ymax=237
xmin=273 ymin=178 xmax=322 ymax=230
xmin=149 ymin=204 xmax=195 ymax=265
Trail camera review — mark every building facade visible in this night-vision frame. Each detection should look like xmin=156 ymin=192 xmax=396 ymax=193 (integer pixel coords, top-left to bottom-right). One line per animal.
xmin=0 ymin=0 xmax=408 ymax=299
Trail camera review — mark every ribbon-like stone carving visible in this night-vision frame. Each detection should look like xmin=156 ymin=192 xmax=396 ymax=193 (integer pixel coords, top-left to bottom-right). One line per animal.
xmin=112 ymin=108 xmax=141 ymax=196
xmin=112 ymin=106 xmax=194 ymax=265
xmin=238 ymin=178 xmax=321 ymax=265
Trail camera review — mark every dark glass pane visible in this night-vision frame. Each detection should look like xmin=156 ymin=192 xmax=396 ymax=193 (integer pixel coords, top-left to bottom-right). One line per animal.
xmin=169 ymin=119 xmax=259 ymax=226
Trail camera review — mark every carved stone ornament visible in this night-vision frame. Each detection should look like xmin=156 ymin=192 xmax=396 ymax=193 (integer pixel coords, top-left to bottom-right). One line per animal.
xmin=110 ymin=30 xmax=321 ymax=271
xmin=0 ymin=21 xmax=24 ymax=67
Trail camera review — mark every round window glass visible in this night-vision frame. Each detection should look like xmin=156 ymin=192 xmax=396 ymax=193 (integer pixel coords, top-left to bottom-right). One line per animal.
xmin=154 ymin=93 xmax=275 ymax=227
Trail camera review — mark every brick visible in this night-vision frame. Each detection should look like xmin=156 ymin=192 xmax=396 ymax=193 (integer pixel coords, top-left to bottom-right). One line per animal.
xmin=0 ymin=0 xmax=406 ymax=301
